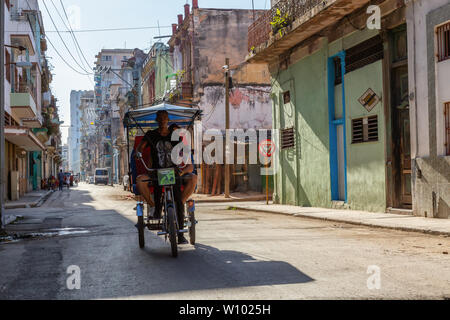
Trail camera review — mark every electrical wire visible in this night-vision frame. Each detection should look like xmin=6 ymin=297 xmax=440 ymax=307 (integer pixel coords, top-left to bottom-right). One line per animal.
xmin=58 ymin=0 xmax=94 ymax=72
xmin=50 ymin=0 xmax=90 ymax=71
xmin=45 ymin=26 xmax=173 ymax=33
xmin=42 ymin=0 xmax=93 ymax=75
xmin=48 ymin=0 xmax=94 ymax=86
xmin=45 ymin=34 xmax=92 ymax=76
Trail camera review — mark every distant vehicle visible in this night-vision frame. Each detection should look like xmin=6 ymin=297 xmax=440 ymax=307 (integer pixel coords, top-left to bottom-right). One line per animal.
xmin=88 ymin=176 xmax=95 ymax=184
xmin=94 ymin=168 xmax=109 ymax=185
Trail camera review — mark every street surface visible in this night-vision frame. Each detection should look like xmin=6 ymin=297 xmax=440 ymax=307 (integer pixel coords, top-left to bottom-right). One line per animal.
xmin=0 ymin=183 xmax=449 ymax=300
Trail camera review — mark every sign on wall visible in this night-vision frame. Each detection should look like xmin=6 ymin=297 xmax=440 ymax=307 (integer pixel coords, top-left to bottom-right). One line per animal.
xmin=358 ymin=88 xmax=380 ymax=112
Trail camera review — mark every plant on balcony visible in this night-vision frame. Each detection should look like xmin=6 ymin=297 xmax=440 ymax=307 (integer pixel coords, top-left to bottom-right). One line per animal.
xmin=270 ymin=8 xmax=290 ymax=37
xmin=168 ymin=89 xmax=181 ymax=103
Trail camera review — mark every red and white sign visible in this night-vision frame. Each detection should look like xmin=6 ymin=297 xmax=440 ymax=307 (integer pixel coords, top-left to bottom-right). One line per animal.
xmin=259 ymin=139 xmax=276 ymax=158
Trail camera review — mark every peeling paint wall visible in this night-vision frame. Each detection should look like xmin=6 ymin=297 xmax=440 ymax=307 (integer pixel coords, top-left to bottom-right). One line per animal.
xmin=200 ymin=85 xmax=272 ymax=131
xmin=190 ymin=9 xmax=272 ymax=130
xmin=407 ymin=0 xmax=450 ymax=218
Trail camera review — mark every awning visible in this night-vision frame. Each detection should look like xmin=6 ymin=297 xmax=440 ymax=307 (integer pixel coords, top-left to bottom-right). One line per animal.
xmin=124 ymin=102 xmax=202 ymax=129
xmin=5 ymin=126 xmax=46 ymax=151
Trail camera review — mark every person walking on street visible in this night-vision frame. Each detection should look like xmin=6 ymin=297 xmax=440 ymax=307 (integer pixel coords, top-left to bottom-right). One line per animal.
xmin=58 ymin=170 xmax=64 ymax=191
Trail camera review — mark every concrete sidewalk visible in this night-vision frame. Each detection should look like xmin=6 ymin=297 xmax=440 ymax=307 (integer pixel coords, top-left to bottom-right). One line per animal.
xmin=231 ymin=202 xmax=450 ymax=236
xmin=4 ymin=190 xmax=53 ymax=210
xmin=192 ymin=191 xmax=271 ymax=203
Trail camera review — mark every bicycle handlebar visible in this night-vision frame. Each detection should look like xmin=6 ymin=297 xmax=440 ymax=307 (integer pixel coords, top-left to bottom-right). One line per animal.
xmin=138 ymin=156 xmax=188 ymax=173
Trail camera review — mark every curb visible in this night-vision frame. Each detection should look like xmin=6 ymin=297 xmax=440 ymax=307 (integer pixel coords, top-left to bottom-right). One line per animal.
xmin=231 ymin=206 xmax=450 ymax=237
xmin=4 ymin=190 xmax=53 ymax=210
xmin=195 ymin=196 xmax=270 ymax=204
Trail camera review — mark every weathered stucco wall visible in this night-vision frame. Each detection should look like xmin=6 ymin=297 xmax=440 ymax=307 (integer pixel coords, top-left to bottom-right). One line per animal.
xmin=407 ymin=0 xmax=450 ymax=218
xmin=193 ymin=9 xmax=271 ymax=89
xmin=344 ymin=60 xmax=386 ymax=212
xmin=271 ymin=29 xmax=387 ymax=212
xmin=200 ymin=85 xmax=272 ymax=131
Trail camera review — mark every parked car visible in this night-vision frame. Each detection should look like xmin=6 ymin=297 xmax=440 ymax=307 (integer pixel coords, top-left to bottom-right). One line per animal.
xmin=88 ymin=176 xmax=95 ymax=184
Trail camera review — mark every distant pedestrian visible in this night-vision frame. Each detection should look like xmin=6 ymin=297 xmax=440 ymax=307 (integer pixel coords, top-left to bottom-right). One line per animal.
xmin=58 ymin=170 xmax=64 ymax=191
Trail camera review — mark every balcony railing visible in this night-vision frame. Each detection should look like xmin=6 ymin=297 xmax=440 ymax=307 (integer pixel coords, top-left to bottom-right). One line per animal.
xmin=181 ymin=82 xmax=193 ymax=100
xmin=248 ymin=0 xmax=325 ymax=52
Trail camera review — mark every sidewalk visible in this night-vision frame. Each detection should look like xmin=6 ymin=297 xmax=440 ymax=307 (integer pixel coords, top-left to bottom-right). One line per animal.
xmin=4 ymin=190 xmax=53 ymax=210
xmin=192 ymin=191 xmax=271 ymax=203
xmin=231 ymin=202 xmax=450 ymax=236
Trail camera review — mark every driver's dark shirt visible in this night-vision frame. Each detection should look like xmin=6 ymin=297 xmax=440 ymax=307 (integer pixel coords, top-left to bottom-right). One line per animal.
xmin=143 ymin=129 xmax=178 ymax=169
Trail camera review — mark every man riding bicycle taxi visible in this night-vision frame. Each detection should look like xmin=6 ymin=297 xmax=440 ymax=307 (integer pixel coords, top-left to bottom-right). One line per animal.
xmin=135 ymin=110 xmax=197 ymax=245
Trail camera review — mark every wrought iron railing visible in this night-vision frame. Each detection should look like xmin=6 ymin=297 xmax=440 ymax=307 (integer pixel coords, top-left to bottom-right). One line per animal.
xmin=248 ymin=0 xmax=326 ymax=51
xmin=181 ymin=82 xmax=193 ymax=99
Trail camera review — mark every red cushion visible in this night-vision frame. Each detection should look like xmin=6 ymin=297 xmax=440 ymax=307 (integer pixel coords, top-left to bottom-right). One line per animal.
xmin=134 ymin=136 xmax=151 ymax=177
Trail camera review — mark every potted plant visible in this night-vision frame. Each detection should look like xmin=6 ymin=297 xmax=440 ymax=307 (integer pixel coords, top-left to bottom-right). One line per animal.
xmin=270 ymin=8 xmax=290 ymax=37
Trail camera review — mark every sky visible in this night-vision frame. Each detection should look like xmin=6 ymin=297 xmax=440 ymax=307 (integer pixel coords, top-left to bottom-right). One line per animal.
xmin=38 ymin=0 xmax=270 ymax=145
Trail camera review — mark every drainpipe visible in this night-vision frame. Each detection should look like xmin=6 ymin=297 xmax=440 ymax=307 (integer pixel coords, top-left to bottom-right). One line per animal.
xmin=1 ymin=0 xmax=5 ymax=230
xmin=406 ymin=0 xmax=419 ymax=159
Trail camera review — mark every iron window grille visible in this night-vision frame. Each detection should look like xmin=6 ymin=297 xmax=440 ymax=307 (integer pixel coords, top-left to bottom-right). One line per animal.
xmin=445 ymin=102 xmax=450 ymax=155
xmin=352 ymin=115 xmax=378 ymax=144
xmin=437 ymin=22 xmax=450 ymax=62
xmin=335 ymin=35 xmax=384 ymax=85
xmin=281 ymin=127 xmax=295 ymax=150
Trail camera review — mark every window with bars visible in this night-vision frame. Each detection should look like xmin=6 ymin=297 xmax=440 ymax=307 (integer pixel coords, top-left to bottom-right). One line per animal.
xmin=437 ymin=22 xmax=450 ymax=62
xmin=445 ymin=102 xmax=450 ymax=156
xmin=281 ymin=127 xmax=295 ymax=150
xmin=352 ymin=115 xmax=378 ymax=144
xmin=5 ymin=49 xmax=10 ymax=83
xmin=335 ymin=35 xmax=384 ymax=85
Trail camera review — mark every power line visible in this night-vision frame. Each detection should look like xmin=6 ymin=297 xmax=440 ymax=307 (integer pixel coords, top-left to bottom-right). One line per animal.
xmin=45 ymin=34 xmax=92 ymax=76
xmin=42 ymin=0 xmax=93 ymax=75
xmin=55 ymin=0 xmax=94 ymax=86
xmin=59 ymin=0 xmax=94 ymax=72
xmin=49 ymin=0 xmax=91 ymax=73
xmin=45 ymin=26 xmax=173 ymax=33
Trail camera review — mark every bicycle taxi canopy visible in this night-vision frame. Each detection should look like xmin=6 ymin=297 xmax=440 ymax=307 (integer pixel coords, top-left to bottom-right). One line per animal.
xmin=123 ymin=102 xmax=202 ymax=131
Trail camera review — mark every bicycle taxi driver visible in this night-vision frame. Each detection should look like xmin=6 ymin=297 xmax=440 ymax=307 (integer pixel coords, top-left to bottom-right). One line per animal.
xmin=136 ymin=110 xmax=192 ymax=244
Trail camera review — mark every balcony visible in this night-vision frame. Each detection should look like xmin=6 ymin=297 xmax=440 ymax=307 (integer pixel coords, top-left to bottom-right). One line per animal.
xmin=181 ymin=82 xmax=193 ymax=100
xmin=10 ymin=85 xmax=39 ymax=126
xmin=247 ymin=0 xmax=371 ymax=63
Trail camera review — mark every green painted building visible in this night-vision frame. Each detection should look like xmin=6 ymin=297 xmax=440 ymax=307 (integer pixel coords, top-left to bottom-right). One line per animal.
xmin=248 ymin=0 xmax=411 ymax=213
xmin=141 ymin=43 xmax=174 ymax=106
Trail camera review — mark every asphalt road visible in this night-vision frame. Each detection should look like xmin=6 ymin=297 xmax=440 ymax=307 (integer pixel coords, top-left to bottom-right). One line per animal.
xmin=0 ymin=183 xmax=449 ymax=300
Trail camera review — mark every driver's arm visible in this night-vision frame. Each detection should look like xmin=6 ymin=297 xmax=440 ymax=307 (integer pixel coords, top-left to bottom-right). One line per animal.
xmin=179 ymin=164 xmax=194 ymax=176
xmin=136 ymin=139 xmax=148 ymax=158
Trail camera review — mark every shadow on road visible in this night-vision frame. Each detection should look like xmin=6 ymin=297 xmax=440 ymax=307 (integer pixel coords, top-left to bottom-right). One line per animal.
xmin=1 ymin=185 xmax=314 ymax=299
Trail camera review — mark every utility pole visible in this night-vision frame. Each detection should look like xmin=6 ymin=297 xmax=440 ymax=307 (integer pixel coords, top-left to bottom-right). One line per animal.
xmin=224 ymin=58 xmax=230 ymax=198
xmin=1 ymin=0 xmax=5 ymax=230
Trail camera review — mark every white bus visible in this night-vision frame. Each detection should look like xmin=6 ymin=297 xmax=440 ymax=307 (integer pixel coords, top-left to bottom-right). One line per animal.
xmin=94 ymin=168 xmax=109 ymax=185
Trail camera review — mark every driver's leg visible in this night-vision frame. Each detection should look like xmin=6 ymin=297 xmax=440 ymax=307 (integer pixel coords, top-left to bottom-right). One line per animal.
xmin=181 ymin=174 xmax=197 ymax=204
xmin=136 ymin=174 xmax=154 ymax=207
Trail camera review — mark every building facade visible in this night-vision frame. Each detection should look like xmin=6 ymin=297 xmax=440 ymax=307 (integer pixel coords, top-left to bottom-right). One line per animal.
xmin=246 ymin=0 xmax=432 ymax=214
xmin=68 ymin=90 xmax=84 ymax=175
xmin=78 ymin=91 xmax=96 ymax=180
xmin=94 ymin=49 xmax=134 ymax=183
xmin=141 ymin=42 xmax=174 ymax=107
xmin=3 ymin=0 xmax=60 ymax=201
xmin=168 ymin=1 xmax=273 ymax=194
xmin=406 ymin=0 xmax=450 ymax=218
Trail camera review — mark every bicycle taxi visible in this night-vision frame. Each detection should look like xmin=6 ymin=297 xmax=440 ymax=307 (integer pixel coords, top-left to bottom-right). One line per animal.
xmin=123 ymin=103 xmax=202 ymax=257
